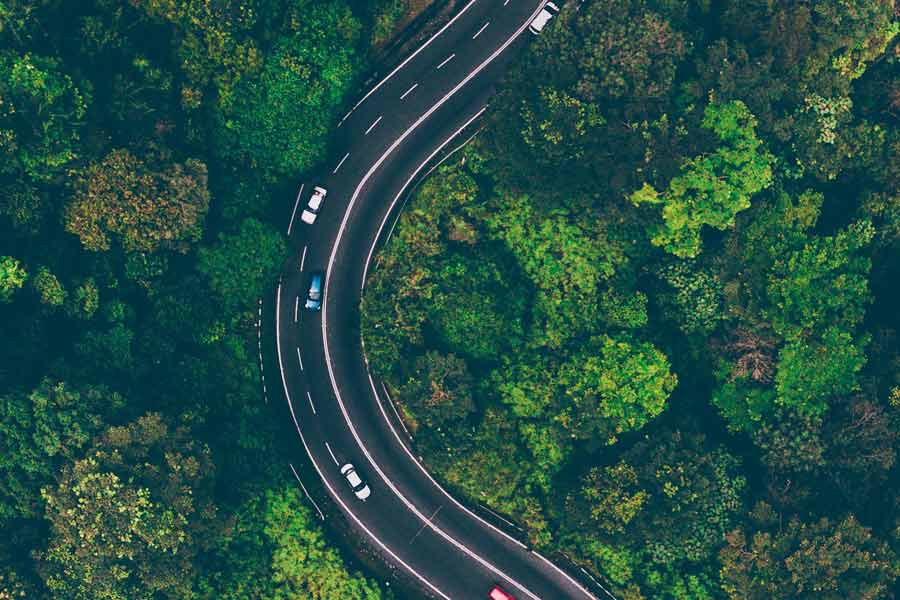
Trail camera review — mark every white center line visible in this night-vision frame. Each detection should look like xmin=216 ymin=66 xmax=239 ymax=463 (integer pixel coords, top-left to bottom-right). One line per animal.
xmin=333 ymin=152 xmax=350 ymax=174
xmin=306 ymin=390 xmax=317 ymax=415
xmin=296 ymin=347 xmax=304 ymax=371
xmin=400 ymin=83 xmax=418 ymax=100
xmin=365 ymin=115 xmax=383 ymax=135
xmin=299 ymin=245 xmax=307 ymax=271
xmin=287 ymin=183 xmax=305 ymax=236
xmin=324 ymin=441 xmax=339 ymax=466
xmin=294 ymin=297 xmax=299 ymax=322
xmin=436 ymin=53 xmax=455 ymax=70
xmin=473 ymin=21 xmax=490 ymax=39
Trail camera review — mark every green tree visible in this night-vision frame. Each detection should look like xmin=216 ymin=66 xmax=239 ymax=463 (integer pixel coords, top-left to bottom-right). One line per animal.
xmin=0 ymin=51 xmax=89 ymax=182
xmin=496 ymin=334 xmax=676 ymax=467
xmin=766 ymin=220 xmax=874 ymax=337
xmin=630 ymin=100 xmax=774 ymax=258
xmin=398 ymin=351 xmax=475 ymax=430
xmin=31 ymin=266 xmax=65 ymax=307
xmin=486 ymin=193 xmax=624 ymax=347
xmin=40 ymin=414 xmax=219 ymax=600
xmin=197 ymin=217 xmax=286 ymax=314
xmin=213 ymin=4 xmax=360 ymax=180
xmin=0 ymin=380 xmax=121 ymax=523
xmin=0 ymin=256 xmax=26 ymax=302
xmin=428 ymin=253 xmax=526 ymax=360
xmin=65 ymin=149 xmax=210 ymax=253
xmin=719 ymin=505 xmax=900 ymax=600
xmin=198 ymin=486 xmax=384 ymax=600
xmin=67 ymin=278 xmax=99 ymax=319
xmin=775 ymin=327 xmax=868 ymax=417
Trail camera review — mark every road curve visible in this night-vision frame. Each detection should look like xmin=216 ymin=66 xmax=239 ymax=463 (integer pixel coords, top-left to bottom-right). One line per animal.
xmin=274 ymin=2 xmax=604 ymax=598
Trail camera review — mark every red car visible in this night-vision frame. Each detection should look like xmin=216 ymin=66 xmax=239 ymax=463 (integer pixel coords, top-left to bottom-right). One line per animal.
xmin=489 ymin=586 xmax=516 ymax=600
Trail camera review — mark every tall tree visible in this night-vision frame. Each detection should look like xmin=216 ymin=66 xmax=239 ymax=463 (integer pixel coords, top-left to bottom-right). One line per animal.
xmin=40 ymin=413 xmax=220 ymax=600
xmin=65 ymin=149 xmax=210 ymax=253
xmin=720 ymin=504 xmax=900 ymax=600
xmin=630 ymin=100 xmax=774 ymax=258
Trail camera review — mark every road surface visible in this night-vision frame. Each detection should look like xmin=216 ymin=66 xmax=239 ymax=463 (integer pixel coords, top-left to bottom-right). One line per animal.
xmin=274 ymin=2 xmax=608 ymax=598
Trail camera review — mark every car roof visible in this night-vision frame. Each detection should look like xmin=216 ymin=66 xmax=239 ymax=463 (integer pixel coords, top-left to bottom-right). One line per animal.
xmin=490 ymin=587 xmax=515 ymax=600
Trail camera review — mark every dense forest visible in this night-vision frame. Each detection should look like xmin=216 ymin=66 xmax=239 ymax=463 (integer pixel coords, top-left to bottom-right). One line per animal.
xmin=0 ymin=0 xmax=411 ymax=597
xmin=361 ymin=0 xmax=900 ymax=598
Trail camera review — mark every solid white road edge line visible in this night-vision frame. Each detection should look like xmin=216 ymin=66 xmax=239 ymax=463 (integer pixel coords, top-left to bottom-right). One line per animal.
xmin=473 ymin=21 xmax=490 ymax=38
xmin=436 ymin=53 xmax=456 ymax=69
xmin=275 ymin=283 xmax=451 ymax=600
xmin=339 ymin=0 xmax=478 ymax=123
xmin=321 ymin=5 xmax=554 ymax=600
xmin=365 ymin=115 xmax=383 ymax=135
xmin=400 ymin=83 xmax=419 ymax=100
xmin=333 ymin=152 xmax=350 ymax=174
xmin=287 ymin=183 xmax=305 ymax=236
xmin=289 ymin=463 xmax=326 ymax=520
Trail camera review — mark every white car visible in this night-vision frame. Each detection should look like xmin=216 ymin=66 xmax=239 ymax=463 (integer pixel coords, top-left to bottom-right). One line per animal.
xmin=528 ymin=1 xmax=559 ymax=34
xmin=340 ymin=463 xmax=371 ymax=500
xmin=301 ymin=186 xmax=327 ymax=224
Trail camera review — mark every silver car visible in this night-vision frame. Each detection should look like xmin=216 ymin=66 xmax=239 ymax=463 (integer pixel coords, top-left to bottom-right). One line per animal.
xmin=340 ymin=463 xmax=371 ymax=500
xmin=301 ymin=186 xmax=327 ymax=224
xmin=529 ymin=1 xmax=559 ymax=34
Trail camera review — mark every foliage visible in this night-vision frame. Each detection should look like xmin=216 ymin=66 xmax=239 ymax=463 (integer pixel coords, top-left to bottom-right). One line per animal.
xmin=65 ymin=149 xmax=210 ymax=253
xmin=719 ymin=505 xmax=900 ymax=600
xmin=0 ymin=380 xmax=122 ymax=523
xmin=0 ymin=51 xmax=89 ymax=182
xmin=31 ymin=267 xmax=65 ymax=307
xmin=40 ymin=413 xmax=220 ymax=600
xmin=199 ymin=486 xmax=384 ymax=600
xmin=0 ymin=256 xmax=26 ymax=302
xmin=197 ymin=217 xmax=286 ymax=315
xmin=630 ymin=100 xmax=774 ymax=258
xmin=398 ymin=351 xmax=475 ymax=431
xmin=212 ymin=4 xmax=361 ymax=181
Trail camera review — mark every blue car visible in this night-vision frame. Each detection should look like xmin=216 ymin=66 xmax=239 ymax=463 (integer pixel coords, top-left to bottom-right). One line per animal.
xmin=304 ymin=271 xmax=324 ymax=311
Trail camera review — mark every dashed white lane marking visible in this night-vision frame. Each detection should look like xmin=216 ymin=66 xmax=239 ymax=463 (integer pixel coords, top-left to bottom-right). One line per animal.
xmin=333 ymin=152 xmax=350 ymax=174
xmin=275 ymin=284 xmax=451 ymax=600
xmin=504 ymin=0 xmax=511 ymax=5
xmin=324 ymin=441 xmax=339 ymax=466
xmin=287 ymin=183 xmax=304 ymax=236
xmin=365 ymin=115 xmax=383 ymax=135
xmin=306 ymin=390 xmax=317 ymax=415
xmin=338 ymin=0 xmax=477 ymax=124
xmin=290 ymin=463 xmax=325 ymax=520
xmin=436 ymin=53 xmax=455 ymax=69
xmin=294 ymin=297 xmax=299 ymax=322
xmin=473 ymin=21 xmax=490 ymax=38
xmin=400 ymin=83 xmax=419 ymax=100
xmin=300 ymin=245 xmax=307 ymax=271
xmin=297 ymin=347 xmax=304 ymax=371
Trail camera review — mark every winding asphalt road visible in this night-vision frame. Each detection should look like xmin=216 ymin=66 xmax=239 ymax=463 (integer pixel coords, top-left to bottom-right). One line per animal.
xmin=274 ymin=2 xmax=607 ymax=598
